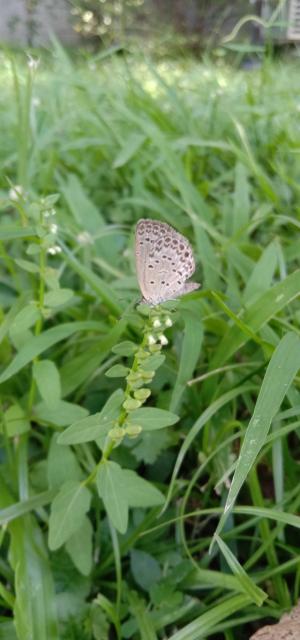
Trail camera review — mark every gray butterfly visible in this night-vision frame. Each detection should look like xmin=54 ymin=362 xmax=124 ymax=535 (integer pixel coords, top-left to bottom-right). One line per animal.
xmin=135 ymin=218 xmax=200 ymax=306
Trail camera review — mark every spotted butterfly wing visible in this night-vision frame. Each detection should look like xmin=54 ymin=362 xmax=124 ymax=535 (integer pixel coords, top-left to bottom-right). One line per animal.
xmin=135 ymin=218 xmax=200 ymax=305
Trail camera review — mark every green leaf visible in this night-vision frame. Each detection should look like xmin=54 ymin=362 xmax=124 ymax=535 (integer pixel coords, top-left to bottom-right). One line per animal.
xmin=48 ymin=480 xmax=91 ymax=550
xmin=0 ymin=490 xmax=56 ymax=526
xmin=243 ymin=241 xmax=278 ymax=305
xmin=233 ymin=161 xmax=250 ymax=233
xmin=35 ymin=400 xmax=88 ymax=427
xmin=58 ymin=389 xmax=124 ymax=444
xmin=10 ymin=516 xmax=59 ymax=640
xmin=60 ymin=315 xmax=127 ymax=396
xmin=47 ymin=435 xmax=82 ymax=489
xmin=65 ymin=516 xmax=93 ymax=576
xmin=44 ymin=288 xmax=74 ymax=307
xmin=130 ymin=549 xmax=161 ymax=592
xmin=60 ymin=240 xmax=122 ymax=316
xmin=59 ymin=172 xmax=105 ymax=231
xmin=127 ymin=591 xmax=158 ymax=640
xmin=162 ymin=384 xmax=254 ymax=514
xmin=113 ymin=133 xmax=146 ymax=168
xmin=4 ymin=404 xmax=30 ymax=437
xmin=15 ymin=258 xmax=39 ymax=273
xmin=168 ymin=594 xmax=251 ymax=640
xmin=215 ymin=332 xmax=300 ymax=539
xmin=112 ymin=341 xmax=138 ymax=356
xmin=211 ymin=270 xmax=300 ymax=369
xmin=9 ymin=303 xmax=40 ymax=334
xmin=132 ymin=431 xmax=171 ymax=465
xmin=33 ymin=360 xmax=61 ymax=409
xmin=141 ymin=354 xmax=165 ymax=372
xmin=105 ymin=364 xmax=129 ymax=378
xmin=0 ymin=296 xmax=30 ymax=346
xmin=0 ymin=225 xmax=37 ymax=241
xmin=0 ymin=321 xmax=103 ymax=384
xmin=215 ymin=536 xmax=267 ymax=606
xmin=121 ymin=469 xmax=164 ymax=507
xmin=97 ymin=462 xmax=164 ymax=534
xmin=170 ymin=304 xmax=203 ymax=413
xmin=97 ymin=461 xmax=128 ymax=534
xmin=0 ymin=620 xmax=17 ymax=640
xmin=128 ymin=407 xmax=179 ymax=431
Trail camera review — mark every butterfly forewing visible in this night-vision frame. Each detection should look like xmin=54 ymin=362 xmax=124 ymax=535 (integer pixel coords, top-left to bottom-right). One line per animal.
xmin=135 ymin=218 xmax=199 ymax=305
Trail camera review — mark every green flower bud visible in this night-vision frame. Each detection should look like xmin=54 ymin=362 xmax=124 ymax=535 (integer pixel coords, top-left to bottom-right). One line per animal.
xmin=125 ymin=424 xmax=142 ymax=438
xmin=123 ymin=397 xmax=142 ymax=411
xmin=126 ymin=371 xmax=142 ymax=383
xmin=136 ymin=349 xmax=149 ymax=360
xmin=141 ymin=370 xmax=155 ymax=380
xmin=108 ymin=427 xmax=125 ymax=441
xmin=149 ymin=343 xmax=162 ymax=353
xmin=134 ymin=388 xmax=151 ymax=401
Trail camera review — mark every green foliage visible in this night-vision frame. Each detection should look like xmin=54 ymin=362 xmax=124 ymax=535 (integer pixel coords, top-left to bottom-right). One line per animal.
xmin=0 ymin=46 xmax=300 ymax=640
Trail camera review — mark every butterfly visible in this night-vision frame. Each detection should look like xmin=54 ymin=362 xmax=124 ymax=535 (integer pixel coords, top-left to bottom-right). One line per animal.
xmin=135 ymin=218 xmax=200 ymax=306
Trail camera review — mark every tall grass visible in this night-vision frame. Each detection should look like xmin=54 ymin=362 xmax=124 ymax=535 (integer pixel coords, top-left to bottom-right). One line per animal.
xmin=0 ymin=44 xmax=300 ymax=640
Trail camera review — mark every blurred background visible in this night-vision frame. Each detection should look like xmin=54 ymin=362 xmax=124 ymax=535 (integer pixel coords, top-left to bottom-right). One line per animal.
xmin=1 ymin=0 xmax=299 ymax=53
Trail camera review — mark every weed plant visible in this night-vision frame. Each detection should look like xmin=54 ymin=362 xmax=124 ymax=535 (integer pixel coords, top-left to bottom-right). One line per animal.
xmin=0 ymin=45 xmax=300 ymax=639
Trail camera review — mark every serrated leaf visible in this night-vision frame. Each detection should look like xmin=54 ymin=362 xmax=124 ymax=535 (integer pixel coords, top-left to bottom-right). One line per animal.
xmin=44 ymin=288 xmax=74 ymax=308
xmin=48 ymin=480 xmax=91 ymax=550
xmin=105 ymin=364 xmax=129 ymax=378
xmin=128 ymin=407 xmax=179 ymax=431
xmin=58 ymin=389 xmax=124 ymax=444
xmin=33 ymin=360 xmax=61 ymax=409
xmin=132 ymin=431 xmax=171 ymax=464
xmin=65 ymin=516 xmax=93 ymax=576
xmin=97 ymin=461 xmax=128 ymax=534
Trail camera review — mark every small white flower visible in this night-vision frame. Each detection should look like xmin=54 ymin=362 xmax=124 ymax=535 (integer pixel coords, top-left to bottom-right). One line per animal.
xmin=44 ymin=209 xmax=56 ymax=218
xmin=27 ymin=55 xmax=40 ymax=71
xmin=165 ymin=316 xmax=173 ymax=327
xmin=50 ymin=223 xmax=58 ymax=234
xmin=159 ymin=334 xmax=168 ymax=346
xmin=77 ymin=231 xmax=93 ymax=246
xmin=47 ymin=245 xmax=62 ymax=255
xmin=9 ymin=185 xmax=23 ymax=201
xmin=148 ymin=334 xmax=156 ymax=346
xmin=152 ymin=318 xmax=161 ymax=328
xmin=32 ymin=97 xmax=41 ymax=108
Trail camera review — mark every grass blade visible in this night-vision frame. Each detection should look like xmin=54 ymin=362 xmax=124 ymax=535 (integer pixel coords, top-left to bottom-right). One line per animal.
xmin=214 ymin=332 xmax=300 ymax=539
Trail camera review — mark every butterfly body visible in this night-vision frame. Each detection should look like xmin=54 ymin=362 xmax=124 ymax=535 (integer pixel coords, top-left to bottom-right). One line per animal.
xmin=135 ymin=218 xmax=200 ymax=306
